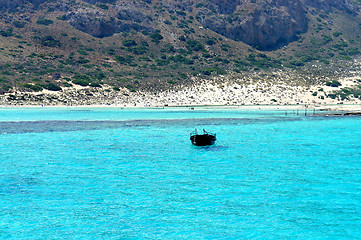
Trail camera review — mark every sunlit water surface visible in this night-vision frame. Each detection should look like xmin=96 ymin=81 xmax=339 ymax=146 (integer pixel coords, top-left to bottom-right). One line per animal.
xmin=0 ymin=107 xmax=360 ymax=239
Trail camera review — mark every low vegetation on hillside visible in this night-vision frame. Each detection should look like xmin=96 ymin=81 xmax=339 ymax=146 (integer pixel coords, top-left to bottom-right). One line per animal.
xmin=0 ymin=0 xmax=361 ymax=101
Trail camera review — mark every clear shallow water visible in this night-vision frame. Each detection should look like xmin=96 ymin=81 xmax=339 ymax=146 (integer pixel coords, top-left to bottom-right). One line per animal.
xmin=1 ymin=107 xmax=361 ymax=239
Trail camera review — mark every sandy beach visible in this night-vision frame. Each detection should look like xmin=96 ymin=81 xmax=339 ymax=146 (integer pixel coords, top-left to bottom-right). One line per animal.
xmin=1 ymin=74 xmax=361 ymax=112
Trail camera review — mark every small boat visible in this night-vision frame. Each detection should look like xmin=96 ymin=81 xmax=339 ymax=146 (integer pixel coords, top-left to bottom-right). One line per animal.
xmin=190 ymin=129 xmax=216 ymax=146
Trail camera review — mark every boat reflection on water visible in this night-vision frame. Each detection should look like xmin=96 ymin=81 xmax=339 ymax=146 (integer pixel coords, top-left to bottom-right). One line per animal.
xmin=190 ymin=129 xmax=216 ymax=146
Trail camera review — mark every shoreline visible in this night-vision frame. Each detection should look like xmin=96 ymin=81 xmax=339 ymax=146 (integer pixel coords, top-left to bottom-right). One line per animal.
xmin=0 ymin=103 xmax=360 ymax=112
xmin=1 ymin=75 xmax=361 ymax=112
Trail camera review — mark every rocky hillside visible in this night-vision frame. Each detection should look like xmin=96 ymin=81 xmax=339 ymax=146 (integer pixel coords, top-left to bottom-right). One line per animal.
xmin=0 ymin=0 xmax=361 ymax=96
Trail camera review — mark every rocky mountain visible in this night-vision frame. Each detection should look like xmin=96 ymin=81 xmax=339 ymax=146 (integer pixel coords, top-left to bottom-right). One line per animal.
xmin=0 ymin=0 xmax=47 ymax=8
xmin=60 ymin=0 xmax=359 ymax=50
xmin=0 ymin=0 xmax=360 ymax=96
xmin=199 ymin=0 xmax=308 ymax=50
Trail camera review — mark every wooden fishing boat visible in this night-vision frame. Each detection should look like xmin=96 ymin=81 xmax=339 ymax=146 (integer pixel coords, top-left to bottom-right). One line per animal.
xmin=190 ymin=129 xmax=216 ymax=146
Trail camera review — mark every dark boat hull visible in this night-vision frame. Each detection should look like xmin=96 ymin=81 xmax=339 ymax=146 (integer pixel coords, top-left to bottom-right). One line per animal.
xmin=190 ymin=134 xmax=216 ymax=146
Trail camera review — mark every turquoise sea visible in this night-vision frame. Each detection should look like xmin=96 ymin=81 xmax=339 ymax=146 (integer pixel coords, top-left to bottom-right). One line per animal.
xmin=0 ymin=107 xmax=361 ymax=239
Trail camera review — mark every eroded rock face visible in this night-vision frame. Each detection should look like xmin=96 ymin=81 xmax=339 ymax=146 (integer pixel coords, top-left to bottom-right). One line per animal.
xmin=178 ymin=0 xmax=357 ymax=50
xmin=67 ymin=6 xmax=153 ymax=38
xmin=207 ymin=0 xmax=241 ymax=14
xmin=200 ymin=0 xmax=308 ymax=50
xmin=115 ymin=5 xmax=152 ymax=24
xmin=67 ymin=9 xmax=116 ymax=38
xmin=0 ymin=0 xmax=46 ymax=8
xmin=0 ymin=0 xmax=358 ymax=50
xmin=82 ymin=0 xmax=117 ymax=4
xmin=303 ymin=0 xmax=357 ymax=14
xmin=0 ymin=0 xmax=21 ymax=8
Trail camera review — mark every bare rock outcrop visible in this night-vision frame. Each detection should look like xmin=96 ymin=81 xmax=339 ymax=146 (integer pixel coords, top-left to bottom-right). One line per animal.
xmin=67 ymin=9 xmax=117 ymax=38
xmin=0 ymin=0 xmax=359 ymax=50
xmin=303 ymin=0 xmax=358 ymax=14
xmin=82 ymin=0 xmax=117 ymax=4
xmin=0 ymin=0 xmax=46 ymax=8
xmin=199 ymin=0 xmax=308 ymax=50
xmin=67 ymin=6 xmax=153 ymax=38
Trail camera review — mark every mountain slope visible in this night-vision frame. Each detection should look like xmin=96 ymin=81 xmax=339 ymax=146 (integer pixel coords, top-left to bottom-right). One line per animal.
xmin=0 ymin=0 xmax=360 ymax=98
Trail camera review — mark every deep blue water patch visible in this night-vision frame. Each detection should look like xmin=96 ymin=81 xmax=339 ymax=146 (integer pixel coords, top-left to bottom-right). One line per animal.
xmin=0 ymin=116 xmax=301 ymax=134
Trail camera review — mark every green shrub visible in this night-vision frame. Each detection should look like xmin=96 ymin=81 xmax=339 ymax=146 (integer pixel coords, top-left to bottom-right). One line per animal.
xmin=320 ymin=59 xmax=330 ymax=64
xmin=115 ymin=55 xmax=134 ymax=64
xmin=0 ymin=28 xmax=14 ymax=37
xmin=179 ymin=36 xmax=186 ymax=41
xmin=186 ymin=40 xmax=204 ymax=51
xmin=125 ymin=84 xmax=136 ymax=92
xmin=169 ymin=55 xmax=194 ymax=64
xmin=73 ymin=74 xmax=91 ymax=86
xmin=221 ymin=44 xmax=231 ymax=51
xmin=128 ymin=45 xmax=148 ymax=55
xmin=22 ymin=83 xmax=43 ymax=92
xmin=28 ymin=53 xmax=37 ymax=59
xmin=161 ymin=44 xmax=175 ymax=53
xmin=44 ymin=83 xmax=62 ymax=91
xmin=332 ymin=41 xmax=348 ymax=50
xmin=150 ymin=32 xmax=163 ymax=43
xmin=36 ymin=18 xmax=54 ymax=26
xmin=167 ymin=80 xmax=176 ymax=84
xmin=286 ymin=60 xmax=304 ymax=67
xmin=96 ymin=3 xmax=108 ymax=10
xmin=206 ymin=38 xmax=216 ymax=45
xmin=176 ymin=10 xmax=186 ymax=16
xmin=141 ymin=30 xmax=150 ymax=36
xmin=40 ymin=36 xmax=60 ymax=47
xmin=73 ymin=79 xmax=89 ymax=86
xmin=13 ymin=21 xmax=26 ymax=28
xmin=90 ymin=71 xmax=106 ymax=80
xmin=300 ymin=55 xmax=316 ymax=63
xmin=1 ymin=85 xmax=11 ymax=92
xmin=2 ymin=71 xmax=15 ymax=76
xmin=0 ymin=77 xmax=9 ymax=83
xmin=203 ymin=52 xmax=212 ymax=58
xmin=57 ymin=15 xmax=67 ymax=21
xmin=63 ymin=82 xmax=72 ymax=87
xmin=155 ymin=58 xmax=169 ymax=66
xmin=327 ymin=86 xmax=361 ymax=100
xmin=90 ymin=82 xmax=102 ymax=87
xmin=337 ymin=55 xmax=352 ymax=61
xmin=201 ymin=67 xmax=225 ymax=76
xmin=77 ymin=49 xmax=89 ymax=55
xmin=122 ymin=39 xmax=137 ymax=47
xmin=107 ymin=49 xmax=115 ymax=55
xmin=346 ymin=47 xmax=360 ymax=56
xmin=202 ymin=70 xmax=211 ymax=75
xmin=325 ymin=80 xmax=341 ymax=87
xmin=177 ymin=22 xmax=188 ymax=29
xmin=115 ymin=56 xmax=126 ymax=63
xmin=322 ymin=35 xmax=333 ymax=44
xmin=31 ymin=78 xmax=41 ymax=82
xmin=333 ymin=32 xmax=343 ymax=37
xmin=75 ymin=57 xmax=89 ymax=64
